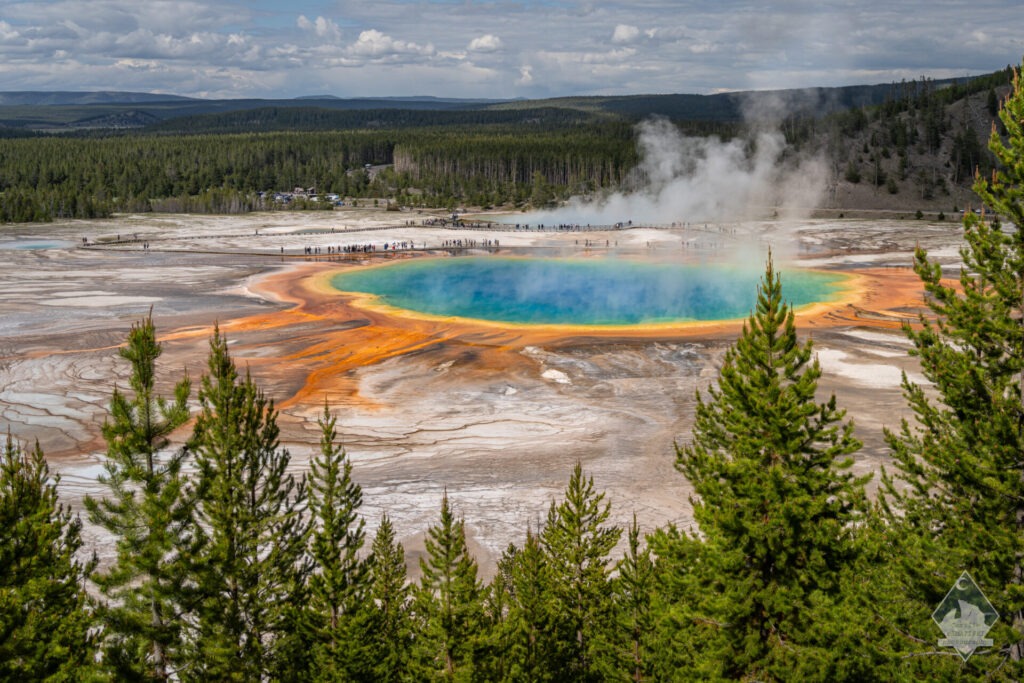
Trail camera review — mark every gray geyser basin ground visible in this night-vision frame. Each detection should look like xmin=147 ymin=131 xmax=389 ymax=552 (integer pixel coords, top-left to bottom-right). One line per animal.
xmin=0 ymin=209 xmax=963 ymax=575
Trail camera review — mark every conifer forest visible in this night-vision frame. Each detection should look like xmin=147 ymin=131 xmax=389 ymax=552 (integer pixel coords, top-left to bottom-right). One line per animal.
xmin=4 ymin=65 xmax=1024 ymax=681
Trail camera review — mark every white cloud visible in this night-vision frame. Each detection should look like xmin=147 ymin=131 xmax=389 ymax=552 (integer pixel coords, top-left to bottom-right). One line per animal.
xmin=6 ymin=1 xmax=244 ymax=36
xmin=468 ymin=34 xmax=502 ymax=53
xmin=297 ymin=15 xmax=342 ymax=42
xmin=114 ymin=58 xmax=159 ymax=70
xmin=0 ymin=21 xmax=20 ymax=41
xmin=437 ymin=50 xmax=468 ymax=61
xmin=0 ymin=0 xmax=1020 ymax=98
xmin=536 ymin=47 xmax=637 ymax=67
xmin=644 ymin=26 xmax=690 ymax=42
xmin=346 ymin=29 xmax=434 ymax=60
xmin=611 ymin=24 xmax=641 ymax=44
xmin=100 ymin=28 xmax=260 ymax=64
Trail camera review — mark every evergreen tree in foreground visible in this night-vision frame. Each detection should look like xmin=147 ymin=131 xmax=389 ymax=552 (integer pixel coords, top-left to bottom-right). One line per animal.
xmin=184 ymin=327 xmax=310 ymax=681
xmin=304 ymin=403 xmax=371 ymax=681
xmin=651 ymin=254 xmax=870 ymax=681
xmin=541 ymin=461 xmax=621 ymax=681
xmin=505 ymin=528 xmax=558 ymax=682
xmin=364 ymin=513 xmax=412 ymax=682
xmin=0 ymin=433 xmax=97 ymax=680
xmin=84 ymin=314 xmax=194 ymax=680
xmin=883 ymin=63 xmax=1024 ymax=677
xmin=613 ymin=514 xmax=656 ymax=682
xmin=473 ymin=542 xmax=519 ymax=682
xmin=412 ymin=490 xmax=484 ymax=680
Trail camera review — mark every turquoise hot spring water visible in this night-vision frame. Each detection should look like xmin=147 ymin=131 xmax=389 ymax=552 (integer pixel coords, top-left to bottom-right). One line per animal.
xmin=330 ymin=256 xmax=846 ymax=326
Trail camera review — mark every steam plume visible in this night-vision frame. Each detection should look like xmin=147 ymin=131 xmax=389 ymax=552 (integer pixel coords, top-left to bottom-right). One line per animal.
xmin=522 ymin=116 xmax=827 ymax=225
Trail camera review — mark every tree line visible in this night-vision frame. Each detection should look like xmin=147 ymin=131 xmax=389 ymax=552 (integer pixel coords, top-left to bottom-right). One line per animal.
xmin=144 ymin=107 xmax=599 ymax=135
xmin=0 ymin=131 xmax=399 ymax=222
xmin=0 ymin=123 xmax=643 ymax=222
xmin=4 ymin=68 xmax=1024 ymax=680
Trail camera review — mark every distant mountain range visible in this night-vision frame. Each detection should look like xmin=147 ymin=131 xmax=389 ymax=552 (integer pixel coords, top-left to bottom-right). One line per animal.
xmin=0 ymin=93 xmax=525 ymax=131
xmin=0 ymin=91 xmax=197 ymax=106
xmin=1 ymin=92 xmax=517 ymax=107
xmin=0 ymin=75 xmax=985 ymax=133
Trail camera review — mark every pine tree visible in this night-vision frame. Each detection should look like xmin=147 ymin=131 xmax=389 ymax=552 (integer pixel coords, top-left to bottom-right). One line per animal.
xmin=0 ymin=433 xmax=97 ymax=680
xmin=612 ymin=514 xmax=655 ymax=682
xmin=183 ymin=326 xmax=310 ymax=681
xmin=505 ymin=528 xmax=558 ymax=682
xmin=540 ymin=461 xmax=621 ymax=682
xmin=651 ymin=254 xmax=869 ymax=680
xmin=883 ymin=63 xmax=1024 ymax=676
xmin=83 ymin=314 xmax=194 ymax=680
xmin=364 ymin=513 xmax=412 ymax=682
xmin=304 ymin=402 xmax=370 ymax=681
xmin=412 ymin=490 xmax=484 ymax=680
xmin=474 ymin=543 xmax=518 ymax=682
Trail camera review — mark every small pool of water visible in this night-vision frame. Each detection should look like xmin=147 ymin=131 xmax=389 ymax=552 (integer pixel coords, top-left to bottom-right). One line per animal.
xmin=330 ymin=257 xmax=846 ymax=326
xmin=0 ymin=239 xmax=76 ymax=250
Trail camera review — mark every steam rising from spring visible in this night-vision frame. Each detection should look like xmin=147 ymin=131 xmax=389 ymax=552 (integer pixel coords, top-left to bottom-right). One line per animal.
xmin=523 ymin=117 xmax=827 ymax=225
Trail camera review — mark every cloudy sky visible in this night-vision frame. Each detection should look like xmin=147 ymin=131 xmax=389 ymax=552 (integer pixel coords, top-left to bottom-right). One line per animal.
xmin=1 ymin=0 xmax=1020 ymax=99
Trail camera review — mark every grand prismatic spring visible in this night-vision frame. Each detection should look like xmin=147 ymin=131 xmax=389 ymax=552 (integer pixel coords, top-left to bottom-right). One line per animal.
xmin=329 ymin=256 xmax=848 ymax=326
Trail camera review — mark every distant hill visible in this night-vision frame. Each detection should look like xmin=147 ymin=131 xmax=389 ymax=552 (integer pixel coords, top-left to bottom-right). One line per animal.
xmin=0 ymin=91 xmax=196 ymax=106
xmin=143 ymin=106 xmax=599 ymax=134
xmin=296 ymin=95 xmax=511 ymax=105
xmin=817 ymin=70 xmax=1015 ymax=214
xmin=0 ymin=95 xmax=518 ymax=131
xmin=486 ymin=78 xmax=978 ymax=122
xmin=0 ymin=74 xmax=991 ymax=132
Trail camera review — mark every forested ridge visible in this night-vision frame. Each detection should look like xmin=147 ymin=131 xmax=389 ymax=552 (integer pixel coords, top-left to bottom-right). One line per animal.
xmin=0 ymin=131 xmax=401 ymax=221
xmin=0 ymin=123 xmax=642 ymax=222
xmin=5 ymin=67 xmax=1024 ymax=680
xmin=0 ymin=66 xmax=1015 ymax=223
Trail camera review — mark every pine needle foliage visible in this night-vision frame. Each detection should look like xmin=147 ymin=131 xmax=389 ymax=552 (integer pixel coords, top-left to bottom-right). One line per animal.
xmin=882 ymin=62 xmax=1024 ymax=676
xmin=413 ymin=490 xmax=484 ymax=681
xmin=540 ymin=461 xmax=622 ymax=681
xmin=304 ymin=402 xmax=370 ymax=681
xmin=473 ymin=542 xmax=518 ymax=682
xmin=83 ymin=315 xmax=193 ymax=681
xmin=0 ymin=433 xmax=97 ymax=681
xmin=612 ymin=514 xmax=656 ymax=682
xmin=183 ymin=326 xmax=310 ymax=681
xmin=498 ymin=529 xmax=559 ymax=682
xmin=653 ymin=254 xmax=868 ymax=680
xmin=364 ymin=513 xmax=412 ymax=682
